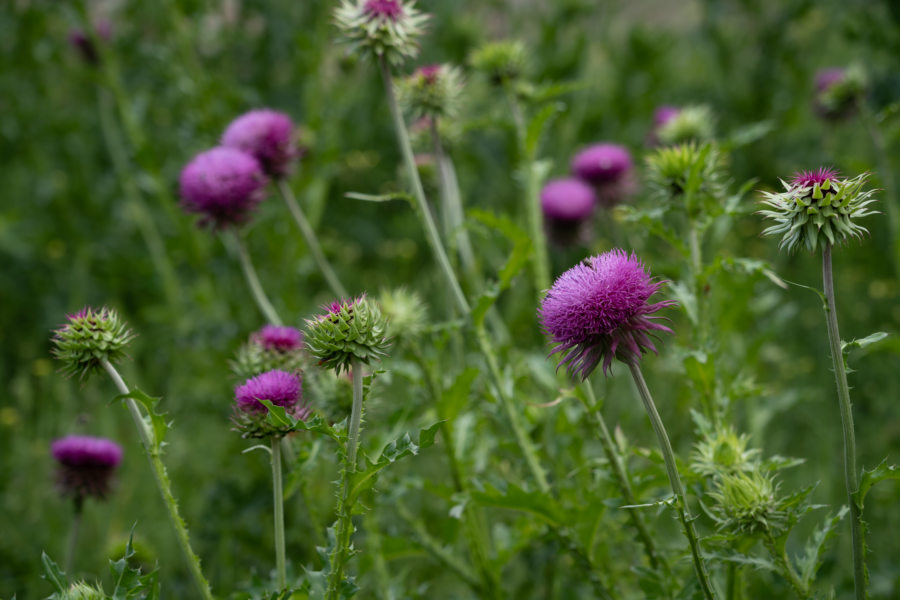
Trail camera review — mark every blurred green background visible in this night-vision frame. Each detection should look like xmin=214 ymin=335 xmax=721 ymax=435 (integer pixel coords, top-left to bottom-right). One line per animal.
xmin=2 ymin=0 xmax=900 ymax=597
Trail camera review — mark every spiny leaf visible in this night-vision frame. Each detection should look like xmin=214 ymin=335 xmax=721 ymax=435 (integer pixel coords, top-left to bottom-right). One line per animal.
xmin=260 ymin=400 xmax=342 ymax=443
xmin=438 ymin=367 xmax=479 ymax=425
xmin=41 ymin=552 xmax=68 ymax=593
xmin=799 ymin=506 xmax=849 ymax=585
xmin=116 ymin=388 xmax=168 ymax=450
xmin=468 ymin=210 xmax=532 ymax=326
xmin=469 ymin=481 xmax=565 ymax=526
xmin=524 ymin=102 xmax=563 ymax=158
xmin=842 ymin=332 xmax=888 ymax=355
xmin=349 ymin=422 xmax=442 ymax=502
xmin=855 ymin=459 xmax=900 ymax=510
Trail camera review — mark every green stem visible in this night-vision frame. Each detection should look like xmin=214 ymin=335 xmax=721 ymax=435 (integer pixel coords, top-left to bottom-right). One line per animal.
xmin=64 ymin=497 xmax=83 ymax=575
xmin=762 ymin=531 xmax=809 ymax=599
xmin=688 ymin=220 xmax=718 ymax=424
xmin=505 ymin=85 xmax=550 ymax=293
xmin=379 ymin=56 xmax=469 ymax=314
xmin=579 ymin=383 xmax=663 ymax=571
xmin=100 ymin=360 xmax=213 ymax=600
xmin=726 ymin=564 xmax=740 ymax=600
xmin=326 ymin=360 xmax=365 ymax=600
xmin=626 ymin=361 xmax=718 ymax=600
xmin=232 ymin=232 xmax=283 ymax=326
xmin=271 ymin=437 xmax=287 ymax=590
xmin=822 ymin=244 xmax=866 ymax=600
xmin=276 ymin=180 xmax=349 ymax=298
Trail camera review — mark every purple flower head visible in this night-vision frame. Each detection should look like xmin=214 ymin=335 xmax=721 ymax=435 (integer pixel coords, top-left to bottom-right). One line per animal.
xmin=539 ymin=249 xmax=675 ymax=379
xmin=68 ymin=20 xmax=112 ymax=65
xmin=235 ymin=369 xmax=303 ymax=414
xmin=51 ymin=435 xmax=123 ymax=500
xmin=540 ymin=178 xmax=596 ymax=222
xmin=417 ymin=64 xmax=441 ymax=84
xmin=654 ymin=105 xmax=680 ymax=127
xmin=222 ymin=110 xmax=298 ymax=177
xmin=364 ymin=0 xmax=403 ymax=21
xmin=254 ymin=325 xmax=304 ymax=352
xmin=179 ymin=147 xmax=268 ymax=229
xmin=571 ymin=144 xmax=633 ymax=185
xmin=815 ymin=68 xmax=845 ymax=93
xmin=791 ymin=167 xmax=839 ymax=189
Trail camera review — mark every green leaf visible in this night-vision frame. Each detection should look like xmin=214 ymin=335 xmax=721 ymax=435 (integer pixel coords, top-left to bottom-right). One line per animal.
xmin=706 ymin=551 xmax=777 ymax=573
xmin=669 ymin=280 xmax=698 ymax=325
xmin=855 ymin=459 xmax=900 ymax=510
xmin=524 ymin=102 xmax=563 ymax=158
xmin=468 ymin=210 xmax=532 ymax=326
xmin=438 ymin=367 xmax=479 ymax=425
xmin=723 ymin=120 xmax=775 ymax=150
xmin=260 ymin=400 xmax=342 ymax=443
xmin=799 ymin=506 xmax=849 ymax=585
xmin=344 ymin=191 xmax=413 ymax=204
xmin=349 ymin=422 xmax=442 ymax=502
xmin=718 ymin=257 xmax=789 ymax=289
xmin=41 ymin=552 xmax=68 ymax=593
xmin=469 ymin=482 xmax=564 ymax=527
xmin=842 ymin=332 xmax=888 ymax=355
xmin=116 ymin=388 xmax=168 ymax=450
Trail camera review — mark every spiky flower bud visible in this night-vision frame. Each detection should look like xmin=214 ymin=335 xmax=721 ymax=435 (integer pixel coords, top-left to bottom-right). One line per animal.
xmin=539 ymin=250 xmax=675 ymax=379
xmin=814 ymin=66 xmax=866 ymax=121
xmin=655 ymin=105 xmax=715 ymax=146
xmin=334 ymin=0 xmax=428 ymax=66
xmin=222 ymin=110 xmax=298 ymax=178
xmin=378 ymin=288 xmax=427 ymax=341
xmin=233 ymin=370 xmax=310 ymax=438
xmin=470 ymin=40 xmax=527 ymax=86
xmin=691 ymin=426 xmax=760 ymax=478
xmin=178 ymin=147 xmax=268 ymax=229
xmin=58 ymin=581 xmax=107 ymax=600
xmin=645 ymin=142 xmax=726 ymax=216
xmin=52 ymin=435 xmax=123 ymax=500
xmin=231 ymin=325 xmax=306 ymax=380
xmin=305 ymin=296 xmax=390 ymax=374
xmin=52 ymin=307 xmax=134 ymax=380
xmin=709 ymin=470 xmax=785 ymax=536
xmin=396 ymin=63 xmax=465 ymax=120
xmin=759 ymin=168 xmax=878 ymax=253
xmin=540 ymin=178 xmax=597 ymax=247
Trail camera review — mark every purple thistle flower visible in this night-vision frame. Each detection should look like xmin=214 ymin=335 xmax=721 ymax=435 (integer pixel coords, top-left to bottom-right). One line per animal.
xmin=791 ymin=167 xmax=840 ymax=189
xmin=815 ymin=68 xmax=845 ymax=93
xmin=364 ymin=0 xmax=403 ymax=20
xmin=541 ymin=178 xmax=597 ymax=222
xmin=51 ymin=435 xmax=123 ymax=500
xmin=571 ymin=144 xmax=633 ymax=185
xmin=539 ymin=249 xmax=675 ymax=379
xmin=179 ymin=147 xmax=268 ymax=229
xmin=222 ymin=110 xmax=298 ymax=178
xmin=235 ymin=369 xmax=303 ymax=414
xmin=254 ymin=325 xmax=304 ymax=352
xmin=654 ymin=105 xmax=680 ymax=128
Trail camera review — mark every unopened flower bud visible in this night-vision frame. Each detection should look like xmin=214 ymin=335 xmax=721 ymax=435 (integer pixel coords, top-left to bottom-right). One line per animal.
xmin=305 ymin=296 xmax=390 ymax=374
xmin=378 ymin=287 xmax=427 ymax=341
xmin=396 ymin=63 xmax=465 ymax=120
xmin=470 ymin=40 xmax=526 ymax=86
xmin=52 ymin=307 xmax=134 ymax=380
xmin=710 ymin=470 xmax=784 ymax=535
xmin=655 ymin=105 xmax=715 ymax=146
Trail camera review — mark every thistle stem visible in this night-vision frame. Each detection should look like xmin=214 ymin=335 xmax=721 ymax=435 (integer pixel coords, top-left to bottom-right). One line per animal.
xmin=232 ymin=231 xmax=283 ymax=326
xmin=326 ymin=360 xmax=365 ymax=600
xmin=100 ymin=360 xmax=213 ymax=600
xmin=580 ymin=383 xmax=663 ymax=571
xmin=762 ymin=531 xmax=809 ymax=599
xmin=271 ymin=436 xmax=287 ymax=590
xmin=64 ymin=497 xmax=83 ymax=575
xmin=378 ymin=56 xmax=469 ymax=314
xmin=626 ymin=360 xmax=718 ymax=600
xmin=822 ymin=244 xmax=866 ymax=600
xmin=276 ymin=180 xmax=349 ymax=298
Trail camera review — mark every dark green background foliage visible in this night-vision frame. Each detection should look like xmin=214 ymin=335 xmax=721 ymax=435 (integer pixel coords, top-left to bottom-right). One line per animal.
xmin=2 ymin=0 xmax=900 ymax=597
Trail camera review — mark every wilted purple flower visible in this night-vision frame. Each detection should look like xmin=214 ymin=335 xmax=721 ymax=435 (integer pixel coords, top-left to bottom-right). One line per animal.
xmin=570 ymin=143 xmax=635 ymax=207
xmin=68 ymin=20 xmax=112 ymax=65
xmin=539 ymin=249 xmax=675 ymax=379
xmin=540 ymin=178 xmax=596 ymax=247
xmin=235 ymin=370 xmax=303 ymax=414
xmin=222 ymin=110 xmax=298 ymax=177
xmin=179 ymin=147 xmax=268 ymax=229
xmin=255 ymin=325 xmax=304 ymax=352
xmin=52 ymin=435 xmax=123 ymax=500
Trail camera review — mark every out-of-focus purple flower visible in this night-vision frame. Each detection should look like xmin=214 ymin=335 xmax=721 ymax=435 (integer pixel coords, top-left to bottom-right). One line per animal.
xmin=539 ymin=249 xmax=675 ymax=379
xmin=815 ymin=69 xmax=845 ymax=94
xmin=235 ymin=370 xmax=303 ymax=414
xmin=540 ymin=178 xmax=597 ymax=247
xmin=654 ymin=105 xmax=680 ymax=128
xmin=52 ymin=435 xmax=123 ymax=500
xmin=178 ymin=147 xmax=268 ymax=229
xmin=255 ymin=325 xmax=304 ymax=352
xmin=812 ymin=67 xmax=865 ymax=120
xmin=69 ymin=20 xmax=112 ymax=66
xmin=222 ymin=110 xmax=298 ymax=178
xmin=570 ymin=143 xmax=636 ymax=207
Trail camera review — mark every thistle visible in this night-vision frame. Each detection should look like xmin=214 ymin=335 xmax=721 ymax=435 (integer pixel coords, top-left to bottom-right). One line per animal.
xmin=691 ymin=426 xmax=760 ymax=478
xmin=655 ymin=104 xmax=715 ymax=146
xmin=52 ymin=307 xmax=134 ymax=380
xmin=233 ymin=369 xmax=310 ymax=439
xmin=334 ymin=0 xmax=428 ymax=66
xmin=52 ymin=436 xmax=123 ymax=500
xmin=222 ymin=110 xmax=298 ymax=178
xmin=709 ymin=470 xmax=785 ymax=536
xmin=470 ymin=40 xmax=527 ymax=86
xmin=68 ymin=20 xmax=112 ymax=66
xmin=570 ymin=143 xmax=636 ymax=208
xmin=814 ymin=66 xmax=866 ymax=120
xmin=231 ymin=325 xmax=306 ymax=380
xmin=396 ymin=63 xmax=464 ymax=120
xmin=645 ymin=142 xmax=726 ymax=216
xmin=759 ymin=168 xmax=878 ymax=253
xmin=539 ymin=178 xmax=597 ymax=247
xmin=539 ymin=249 xmax=674 ymax=379
xmin=305 ymin=296 xmax=390 ymax=374
xmin=377 ymin=287 xmax=427 ymax=341
xmin=57 ymin=582 xmax=107 ymax=600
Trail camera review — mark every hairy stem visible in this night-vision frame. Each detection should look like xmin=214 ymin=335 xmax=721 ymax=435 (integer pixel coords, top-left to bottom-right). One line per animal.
xmin=100 ymin=360 xmax=213 ymax=600
xmin=232 ymin=232 xmax=283 ymax=326
xmin=580 ymin=383 xmax=663 ymax=571
xmin=822 ymin=244 xmax=866 ymax=600
xmin=626 ymin=361 xmax=718 ymax=600
xmin=271 ymin=437 xmax=287 ymax=589
xmin=762 ymin=531 xmax=809 ymax=599
xmin=276 ymin=180 xmax=349 ymax=298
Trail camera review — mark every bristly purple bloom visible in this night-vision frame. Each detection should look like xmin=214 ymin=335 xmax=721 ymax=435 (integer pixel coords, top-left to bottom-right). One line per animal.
xmin=235 ymin=370 xmax=303 ymax=414
xmin=541 ymin=178 xmax=596 ymax=221
xmin=52 ymin=435 xmax=123 ymax=500
xmin=255 ymin=325 xmax=304 ymax=352
xmin=571 ymin=144 xmax=632 ymax=185
xmin=364 ymin=0 xmax=403 ymax=20
xmin=222 ymin=110 xmax=298 ymax=178
xmin=539 ymin=249 xmax=675 ymax=379
xmin=791 ymin=167 xmax=839 ymax=189
xmin=179 ymin=147 xmax=268 ymax=229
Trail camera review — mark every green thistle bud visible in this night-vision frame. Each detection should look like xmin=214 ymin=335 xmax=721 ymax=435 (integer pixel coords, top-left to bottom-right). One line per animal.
xmin=656 ymin=104 xmax=715 ymax=146
xmin=334 ymin=0 xmax=428 ymax=67
xmin=58 ymin=581 xmax=107 ymax=600
xmin=378 ymin=287 xmax=427 ymax=341
xmin=691 ymin=426 xmax=760 ymax=478
xmin=709 ymin=470 xmax=785 ymax=536
xmin=759 ymin=168 xmax=878 ymax=253
xmin=305 ymin=296 xmax=390 ymax=374
xmin=51 ymin=307 xmax=134 ymax=380
xmin=396 ymin=63 xmax=465 ymax=120
xmin=470 ymin=40 xmax=527 ymax=86
xmin=645 ymin=142 xmax=727 ymax=215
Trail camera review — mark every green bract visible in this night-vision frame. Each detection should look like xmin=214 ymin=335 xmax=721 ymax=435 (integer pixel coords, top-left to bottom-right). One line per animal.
xmin=305 ymin=297 xmax=390 ymax=374
xmin=470 ymin=40 xmax=526 ymax=86
xmin=334 ymin=0 xmax=428 ymax=67
xmin=230 ymin=339 xmax=306 ymax=381
xmin=396 ymin=64 xmax=465 ymax=120
xmin=691 ymin=426 xmax=761 ymax=478
xmin=645 ymin=142 xmax=727 ymax=216
xmin=59 ymin=582 xmax=107 ymax=600
xmin=657 ymin=104 xmax=715 ymax=145
xmin=759 ymin=173 xmax=878 ymax=253
xmin=710 ymin=470 xmax=785 ymax=536
xmin=51 ymin=307 xmax=134 ymax=380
